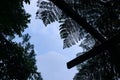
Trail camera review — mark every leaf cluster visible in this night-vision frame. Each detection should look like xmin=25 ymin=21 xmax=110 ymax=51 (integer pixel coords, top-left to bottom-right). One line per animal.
xmin=0 ymin=0 xmax=31 ymax=37
xmin=37 ymin=0 xmax=120 ymax=79
xmin=0 ymin=34 xmax=37 ymax=80
xmin=0 ymin=0 xmax=43 ymax=79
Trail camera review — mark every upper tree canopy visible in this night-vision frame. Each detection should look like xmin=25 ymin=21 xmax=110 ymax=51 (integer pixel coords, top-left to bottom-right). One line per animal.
xmin=37 ymin=0 xmax=120 ymax=49
xmin=37 ymin=0 xmax=120 ymax=80
xmin=0 ymin=0 xmax=30 ymax=37
xmin=0 ymin=0 xmax=43 ymax=79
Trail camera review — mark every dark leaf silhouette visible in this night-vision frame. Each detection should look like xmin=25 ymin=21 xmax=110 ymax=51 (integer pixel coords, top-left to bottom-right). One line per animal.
xmin=0 ymin=0 xmax=43 ymax=79
xmin=37 ymin=0 xmax=120 ymax=80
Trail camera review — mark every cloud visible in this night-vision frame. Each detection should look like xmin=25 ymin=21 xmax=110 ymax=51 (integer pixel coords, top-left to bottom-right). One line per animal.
xmin=36 ymin=51 xmax=77 ymax=80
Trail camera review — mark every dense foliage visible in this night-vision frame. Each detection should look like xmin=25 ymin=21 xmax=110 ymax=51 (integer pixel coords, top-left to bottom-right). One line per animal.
xmin=0 ymin=0 xmax=43 ymax=79
xmin=37 ymin=0 xmax=120 ymax=48
xmin=37 ymin=0 xmax=120 ymax=80
xmin=0 ymin=0 xmax=31 ymax=37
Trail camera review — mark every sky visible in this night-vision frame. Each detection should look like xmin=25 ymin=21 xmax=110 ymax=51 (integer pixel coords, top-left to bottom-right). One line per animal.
xmin=24 ymin=0 xmax=83 ymax=80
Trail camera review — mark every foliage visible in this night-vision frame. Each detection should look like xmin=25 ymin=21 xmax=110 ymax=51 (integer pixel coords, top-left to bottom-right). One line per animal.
xmin=37 ymin=0 xmax=120 ymax=80
xmin=36 ymin=0 xmax=87 ymax=49
xmin=0 ymin=0 xmax=43 ymax=79
xmin=74 ymin=51 xmax=119 ymax=80
xmin=37 ymin=0 xmax=120 ymax=48
xmin=0 ymin=34 xmax=41 ymax=80
xmin=0 ymin=0 xmax=30 ymax=37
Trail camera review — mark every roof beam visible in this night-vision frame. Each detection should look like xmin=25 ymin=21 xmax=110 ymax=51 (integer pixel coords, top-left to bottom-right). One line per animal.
xmin=50 ymin=0 xmax=106 ymax=42
xmin=67 ymin=32 xmax=120 ymax=69
xmin=49 ymin=0 xmax=119 ymax=69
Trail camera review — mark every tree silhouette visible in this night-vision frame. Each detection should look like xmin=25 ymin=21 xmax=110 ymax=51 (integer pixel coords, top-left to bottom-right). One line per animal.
xmin=37 ymin=0 xmax=120 ymax=79
xmin=0 ymin=0 xmax=43 ymax=79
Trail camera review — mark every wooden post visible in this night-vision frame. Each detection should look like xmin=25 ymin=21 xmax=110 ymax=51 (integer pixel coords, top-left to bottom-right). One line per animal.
xmin=50 ymin=0 xmax=120 ymax=70
xmin=67 ymin=32 xmax=120 ymax=69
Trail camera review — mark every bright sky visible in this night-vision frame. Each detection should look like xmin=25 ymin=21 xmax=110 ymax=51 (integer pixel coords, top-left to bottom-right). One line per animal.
xmin=24 ymin=0 xmax=83 ymax=80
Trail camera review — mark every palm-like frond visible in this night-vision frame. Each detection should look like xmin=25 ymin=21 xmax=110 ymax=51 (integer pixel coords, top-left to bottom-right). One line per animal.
xmin=37 ymin=0 xmax=120 ymax=79
xmin=59 ymin=18 xmax=87 ymax=48
xmin=36 ymin=0 xmax=92 ymax=49
xmin=36 ymin=1 xmax=62 ymax=26
xmin=37 ymin=0 xmax=120 ymax=50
